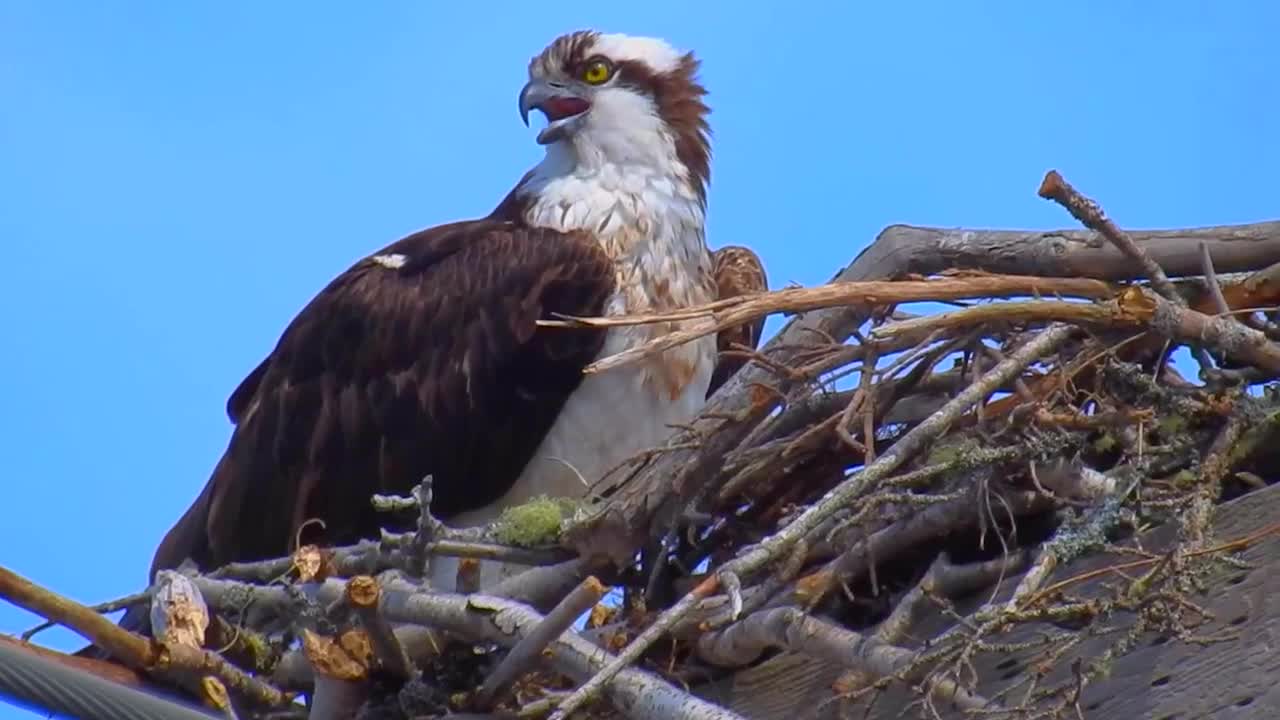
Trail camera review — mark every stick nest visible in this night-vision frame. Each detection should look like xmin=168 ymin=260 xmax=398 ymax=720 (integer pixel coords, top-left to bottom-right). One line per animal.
xmin=4 ymin=171 xmax=1280 ymax=720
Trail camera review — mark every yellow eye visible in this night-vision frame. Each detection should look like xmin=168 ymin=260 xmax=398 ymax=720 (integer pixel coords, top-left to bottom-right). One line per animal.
xmin=581 ymin=59 xmax=613 ymax=85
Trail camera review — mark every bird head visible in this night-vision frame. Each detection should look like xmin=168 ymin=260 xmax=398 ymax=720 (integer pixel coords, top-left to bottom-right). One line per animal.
xmin=518 ymin=31 xmax=711 ymax=194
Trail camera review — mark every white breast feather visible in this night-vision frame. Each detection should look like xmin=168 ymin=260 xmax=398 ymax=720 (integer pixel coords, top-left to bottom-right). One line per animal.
xmin=431 ymin=120 xmax=717 ymax=591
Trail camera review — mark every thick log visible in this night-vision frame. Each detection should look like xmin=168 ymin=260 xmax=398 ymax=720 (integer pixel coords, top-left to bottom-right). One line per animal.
xmin=856 ymin=221 xmax=1280 ymax=281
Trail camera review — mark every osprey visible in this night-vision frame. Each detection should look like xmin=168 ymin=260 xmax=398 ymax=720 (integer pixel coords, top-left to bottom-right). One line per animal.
xmin=141 ymin=30 xmax=766 ymax=597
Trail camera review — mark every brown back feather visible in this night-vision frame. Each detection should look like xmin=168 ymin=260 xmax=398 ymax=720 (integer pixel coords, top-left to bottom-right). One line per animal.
xmin=708 ymin=245 xmax=769 ymax=396
xmin=151 ymin=218 xmax=615 ymax=573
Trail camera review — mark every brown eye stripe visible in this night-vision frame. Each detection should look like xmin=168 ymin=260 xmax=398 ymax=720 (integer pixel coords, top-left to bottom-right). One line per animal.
xmin=526 ymin=31 xmax=712 ymax=205
xmin=612 ymin=55 xmax=711 ymax=204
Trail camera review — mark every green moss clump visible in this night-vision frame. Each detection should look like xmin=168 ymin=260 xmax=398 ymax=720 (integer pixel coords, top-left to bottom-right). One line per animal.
xmin=492 ymin=495 xmax=579 ymax=547
xmin=1092 ymin=433 xmax=1119 ymax=454
xmin=241 ymin=632 xmax=275 ymax=672
xmin=1227 ymin=407 xmax=1280 ymax=467
xmin=1156 ymin=414 xmax=1188 ymax=437
xmin=1169 ymin=469 xmax=1198 ymax=489
xmin=925 ymin=443 xmax=965 ymax=467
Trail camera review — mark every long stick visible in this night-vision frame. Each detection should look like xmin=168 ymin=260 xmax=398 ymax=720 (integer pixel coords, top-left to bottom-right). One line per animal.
xmin=549 ymin=323 xmax=1075 ymax=720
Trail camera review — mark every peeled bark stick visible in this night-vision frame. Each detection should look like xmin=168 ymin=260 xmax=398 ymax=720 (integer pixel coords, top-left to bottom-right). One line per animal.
xmin=380 ymin=532 xmax=573 ymax=567
xmin=567 ymin=274 xmax=1115 ymax=375
xmin=473 ymin=576 xmax=607 ymax=709
xmin=0 ymin=564 xmax=289 ymax=710
xmin=870 ymin=299 xmax=1143 ymax=339
xmin=345 ymin=575 xmax=414 ymax=680
xmin=0 ymin=564 xmax=155 ymax=669
xmin=870 ymin=286 xmax=1280 ymax=374
xmin=544 ymin=274 xmax=1115 ymax=331
xmin=213 ymin=540 xmax=391 ymax=583
xmin=551 ymin=324 xmax=1075 ymax=720
xmin=488 ymin=558 xmax=591 ymax=612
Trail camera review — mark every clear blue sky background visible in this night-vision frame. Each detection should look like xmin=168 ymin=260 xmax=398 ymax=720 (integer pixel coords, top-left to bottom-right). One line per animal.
xmin=1 ymin=2 xmax=1276 ymax=717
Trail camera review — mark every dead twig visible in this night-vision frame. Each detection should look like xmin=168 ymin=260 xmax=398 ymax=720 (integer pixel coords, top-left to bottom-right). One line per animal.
xmin=473 ymin=576 xmax=607 ymax=710
xmin=551 ymin=324 xmax=1075 ymax=719
xmin=540 ymin=274 xmax=1115 ymax=332
xmin=21 ymin=591 xmax=151 ymax=642
xmin=572 ymin=277 xmax=1112 ymax=375
xmin=697 ymin=606 xmax=995 ymax=711
xmin=1038 ymin=170 xmax=1180 ymax=302
xmin=0 ymin=564 xmax=291 ymax=710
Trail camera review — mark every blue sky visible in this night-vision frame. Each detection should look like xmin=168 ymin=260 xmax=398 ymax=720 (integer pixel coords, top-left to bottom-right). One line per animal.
xmin=1 ymin=2 xmax=1276 ymax=717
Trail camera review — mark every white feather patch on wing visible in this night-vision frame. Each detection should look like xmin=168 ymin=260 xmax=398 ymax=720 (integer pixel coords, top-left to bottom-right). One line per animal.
xmin=370 ymin=253 xmax=407 ymax=269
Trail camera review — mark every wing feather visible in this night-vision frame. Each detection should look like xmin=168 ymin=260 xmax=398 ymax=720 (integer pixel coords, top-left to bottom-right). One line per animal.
xmin=708 ymin=245 xmax=769 ymax=396
xmin=151 ymin=218 xmax=614 ymax=574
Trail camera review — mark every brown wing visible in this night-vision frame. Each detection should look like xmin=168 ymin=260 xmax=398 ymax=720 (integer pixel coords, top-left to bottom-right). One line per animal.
xmin=707 ymin=245 xmax=769 ymax=396
xmin=150 ymin=217 xmax=615 ymax=576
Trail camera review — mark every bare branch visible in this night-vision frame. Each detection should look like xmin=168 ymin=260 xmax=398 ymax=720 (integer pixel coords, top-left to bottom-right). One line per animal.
xmin=552 ymin=324 xmax=1074 ymax=719
xmin=0 ymin=563 xmax=291 ymax=711
xmin=697 ymin=607 xmax=994 ymax=712
xmin=344 ymin=575 xmax=415 ymax=681
xmin=572 ymin=275 xmax=1113 ymax=374
xmin=183 ymin=573 xmax=743 ymax=720
xmin=1038 ymin=170 xmax=1181 ymax=301
xmin=473 ymin=575 xmax=607 ymax=710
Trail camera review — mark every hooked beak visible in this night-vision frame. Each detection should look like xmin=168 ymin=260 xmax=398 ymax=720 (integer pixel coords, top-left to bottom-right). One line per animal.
xmin=519 ymin=79 xmax=591 ymax=145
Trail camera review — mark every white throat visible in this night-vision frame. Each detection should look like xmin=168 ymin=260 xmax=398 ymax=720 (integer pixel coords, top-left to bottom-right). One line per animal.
xmin=430 ymin=125 xmax=718 ymax=592
xmin=517 ymin=129 xmax=713 ymax=322
xmin=521 ymin=121 xmax=705 ymax=238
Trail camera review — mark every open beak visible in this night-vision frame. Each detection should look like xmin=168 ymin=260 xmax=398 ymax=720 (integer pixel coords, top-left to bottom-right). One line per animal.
xmin=519 ymin=79 xmax=590 ymax=145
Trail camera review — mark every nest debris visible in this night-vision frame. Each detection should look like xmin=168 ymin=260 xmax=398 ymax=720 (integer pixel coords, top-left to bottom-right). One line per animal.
xmin=3 ymin=169 xmax=1280 ymax=720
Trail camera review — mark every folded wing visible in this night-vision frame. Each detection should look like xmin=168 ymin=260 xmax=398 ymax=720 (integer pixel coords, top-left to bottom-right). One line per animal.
xmin=151 ymin=218 xmax=616 ymax=576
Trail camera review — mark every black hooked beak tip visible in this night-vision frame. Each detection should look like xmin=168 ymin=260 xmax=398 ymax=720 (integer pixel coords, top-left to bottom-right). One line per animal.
xmin=518 ymin=79 xmax=589 ymax=144
xmin=519 ymin=79 xmax=577 ymax=126
xmin=518 ymin=80 xmax=539 ymax=127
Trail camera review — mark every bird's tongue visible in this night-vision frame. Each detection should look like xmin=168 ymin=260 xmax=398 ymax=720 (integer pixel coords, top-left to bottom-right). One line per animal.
xmin=542 ymin=96 xmax=590 ymax=121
